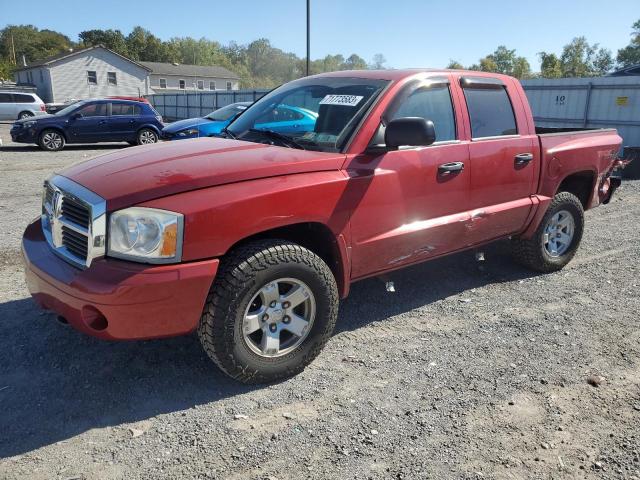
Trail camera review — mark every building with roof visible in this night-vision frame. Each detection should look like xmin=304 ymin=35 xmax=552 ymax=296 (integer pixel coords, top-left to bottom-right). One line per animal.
xmin=608 ymin=64 xmax=640 ymax=76
xmin=14 ymin=46 xmax=240 ymax=103
xmin=14 ymin=45 xmax=152 ymax=103
xmin=139 ymin=61 xmax=240 ymax=93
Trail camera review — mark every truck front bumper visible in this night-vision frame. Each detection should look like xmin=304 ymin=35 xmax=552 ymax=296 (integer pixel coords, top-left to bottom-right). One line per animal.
xmin=22 ymin=219 xmax=219 ymax=340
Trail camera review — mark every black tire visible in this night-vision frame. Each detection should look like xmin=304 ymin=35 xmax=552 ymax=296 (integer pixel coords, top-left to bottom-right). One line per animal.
xmin=38 ymin=129 xmax=65 ymax=151
xmin=136 ymin=128 xmax=158 ymax=145
xmin=18 ymin=111 xmax=34 ymax=120
xmin=511 ymin=191 xmax=584 ymax=272
xmin=198 ymin=240 xmax=339 ymax=384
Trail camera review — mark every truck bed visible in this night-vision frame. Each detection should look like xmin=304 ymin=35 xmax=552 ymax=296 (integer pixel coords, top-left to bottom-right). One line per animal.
xmin=535 ymin=126 xmax=616 ymax=136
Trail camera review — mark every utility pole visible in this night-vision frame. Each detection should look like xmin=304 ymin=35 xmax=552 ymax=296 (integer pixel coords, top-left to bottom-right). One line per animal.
xmin=10 ymin=34 xmax=17 ymax=65
xmin=306 ymin=0 xmax=310 ymax=76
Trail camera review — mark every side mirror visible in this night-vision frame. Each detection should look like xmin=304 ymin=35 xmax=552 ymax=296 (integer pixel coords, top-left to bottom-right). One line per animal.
xmin=384 ymin=117 xmax=436 ymax=149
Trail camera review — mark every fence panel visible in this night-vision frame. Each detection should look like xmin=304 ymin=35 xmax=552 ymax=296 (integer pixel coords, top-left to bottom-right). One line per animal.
xmin=148 ymin=90 xmax=270 ymax=121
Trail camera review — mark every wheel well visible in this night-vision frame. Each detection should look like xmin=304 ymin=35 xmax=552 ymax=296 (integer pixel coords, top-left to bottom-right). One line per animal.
xmin=557 ymin=171 xmax=595 ymax=209
xmin=18 ymin=110 xmax=34 ymax=118
xmin=229 ymin=222 xmax=346 ymax=296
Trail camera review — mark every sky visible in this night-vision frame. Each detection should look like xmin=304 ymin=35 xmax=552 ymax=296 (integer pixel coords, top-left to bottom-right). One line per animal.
xmin=0 ymin=0 xmax=637 ymax=70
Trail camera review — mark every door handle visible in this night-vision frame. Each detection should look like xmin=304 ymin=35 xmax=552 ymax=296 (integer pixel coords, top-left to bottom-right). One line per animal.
xmin=438 ymin=162 xmax=465 ymax=175
xmin=515 ymin=153 xmax=534 ymax=165
xmin=99 ymin=119 xmax=107 ymax=125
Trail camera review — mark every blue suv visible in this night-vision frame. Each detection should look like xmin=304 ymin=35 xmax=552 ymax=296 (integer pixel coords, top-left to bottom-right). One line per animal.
xmin=10 ymin=99 xmax=164 ymax=151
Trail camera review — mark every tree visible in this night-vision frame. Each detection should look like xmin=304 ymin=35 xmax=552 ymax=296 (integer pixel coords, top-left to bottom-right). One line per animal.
xmin=0 ymin=25 xmax=73 ymax=66
xmin=616 ymin=19 xmax=640 ymax=68
xmin=79 ymin=29 xmax=128 ymax=56
xmin=538 ymin=52 xmax=563 ymax=78
xmin=344 ymin=54 xmax=367 ymax=70
xmin=370 ymin=53 xmax=386 ymax=69
xmin=558 ymin=36 xmax=611 ymax=77
xmin=446 ymin=60 xmax=464 ymax=69
xmin=126 ymin=26 xmax=170 ymax=62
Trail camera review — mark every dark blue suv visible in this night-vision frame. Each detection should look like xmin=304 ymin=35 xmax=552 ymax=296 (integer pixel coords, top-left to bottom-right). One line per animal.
xmin=10 ymin=99 xmax=164 ymax=151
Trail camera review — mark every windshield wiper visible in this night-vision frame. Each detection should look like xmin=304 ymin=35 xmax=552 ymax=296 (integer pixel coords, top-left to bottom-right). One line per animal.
xmin=248 ymin=128 xmax=306 ymax=150
xmin=220 ymin=126 xmax=236 ymax=139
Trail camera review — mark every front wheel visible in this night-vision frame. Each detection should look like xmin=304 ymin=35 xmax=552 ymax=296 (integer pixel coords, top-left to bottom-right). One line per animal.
xmin=136 ymin=128 xmax=158 ymax=145
xmin=198 ymin=240 xmax=339 ymax=384
xmin=511 ymin=191 xmax=585 ymax=272
xmin=38 ymin=129 xmax=65 ymax=151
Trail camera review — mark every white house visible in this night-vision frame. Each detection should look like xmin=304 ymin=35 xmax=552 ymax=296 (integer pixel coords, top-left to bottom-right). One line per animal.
xmin=140 ymin=61 xmax=240 ymax=93
xmin=14 ymin=46 xmax=151 ymax=103
xmin=15 ymin=46 xmax=241 ymax=103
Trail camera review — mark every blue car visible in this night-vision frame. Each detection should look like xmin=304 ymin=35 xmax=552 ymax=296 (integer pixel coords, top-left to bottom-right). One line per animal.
xmin=162 ymin=102 xmax=318 ymax=140
xmin=162 ymin=102 xmax=252 ymax=140
xmin=9 ymin=99 xmax=164 ymax=151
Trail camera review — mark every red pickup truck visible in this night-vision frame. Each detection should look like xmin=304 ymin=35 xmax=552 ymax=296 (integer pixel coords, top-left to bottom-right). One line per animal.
xmin=22 ymin=69 xmax=623 ymax=383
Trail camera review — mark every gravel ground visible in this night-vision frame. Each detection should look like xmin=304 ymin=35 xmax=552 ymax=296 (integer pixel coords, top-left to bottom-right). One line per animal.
xmin=0 ymin=123 xmax=639 ymax=480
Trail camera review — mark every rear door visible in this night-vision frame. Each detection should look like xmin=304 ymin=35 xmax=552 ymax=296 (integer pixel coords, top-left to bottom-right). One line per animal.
xmin=67 ymin=102 xmax=109 ymax=143
xmin=108 ymin=102 xmax=142 ymax=141
xmin=348 ymin=76 xmax=472 ymax=278
xmin=458 ymin=76 xmax=538 ymax=243
xmin=0 ymin=93 xmax=16 ymax=120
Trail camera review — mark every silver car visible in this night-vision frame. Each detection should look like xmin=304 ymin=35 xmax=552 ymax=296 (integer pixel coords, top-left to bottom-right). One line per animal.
xmin=0 ymin=91 xmax=46 ymax=120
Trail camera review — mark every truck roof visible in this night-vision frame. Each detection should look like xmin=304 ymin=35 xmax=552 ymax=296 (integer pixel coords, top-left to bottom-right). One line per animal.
xmin=309 ymin=68 xmax=515 ymax=82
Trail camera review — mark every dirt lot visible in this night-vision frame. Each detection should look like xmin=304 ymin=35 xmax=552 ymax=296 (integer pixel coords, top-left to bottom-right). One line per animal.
xmin=0 ymin=122 xmax=639 ymax=480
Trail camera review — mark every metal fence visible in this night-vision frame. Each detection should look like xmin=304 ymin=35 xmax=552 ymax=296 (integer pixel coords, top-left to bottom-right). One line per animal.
xmin=147 ymin=90 xmax=270 ymax=121
xmin=521 ymin=76 xmax=640 ymax=150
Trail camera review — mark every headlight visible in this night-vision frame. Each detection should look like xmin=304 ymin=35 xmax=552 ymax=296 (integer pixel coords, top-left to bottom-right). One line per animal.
xmin=107 ymin=207 xmax=183 ymax=263
xmin=177 ymin=128 xmax=200 ymax=137
xmin=23 ymin=121 xmax=37 ymax=129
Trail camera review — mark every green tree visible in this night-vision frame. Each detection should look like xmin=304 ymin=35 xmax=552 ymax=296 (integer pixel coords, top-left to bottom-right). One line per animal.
xmin=616 ymin=19 xmax=640 ymax=68
xmin=0 ymin=25 xmax=73 ymax=66
xmin=538 ymin=52 xmax=563 ymax=78
xmin=126 ymin=26 xmax=170 ymax=62
xmin=344 ymin=54 xmax=367 ymax=70
xmin=79 ymin=29 xmax=128 ymax=56
xmin=559 ymin=36 xmax=611 ymax=77
xmin=370 ymin=53 xmax=386 ymax=69
xmin=446 ymin=60 xmax=464 ymax=69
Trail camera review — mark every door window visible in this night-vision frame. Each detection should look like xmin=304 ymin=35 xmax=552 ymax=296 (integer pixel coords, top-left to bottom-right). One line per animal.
xmin=111 ymin=103 xmax=141 ymax=116
xmin=386 ymin=81 xmax=456 ymax=142
xmin=463 ymin=86 xmax=517 ymax=138
xmin=0 ymin=93 xmax=12 ymax=103
xmin=76 ymin=103 xmax=107 ymax=117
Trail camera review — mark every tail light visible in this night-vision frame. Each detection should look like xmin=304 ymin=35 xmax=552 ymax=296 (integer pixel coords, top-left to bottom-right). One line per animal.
xmin=156 ymin=115 xmax=163 ymax=123
xmin=40 ymin=104 xmax=46 ymax=111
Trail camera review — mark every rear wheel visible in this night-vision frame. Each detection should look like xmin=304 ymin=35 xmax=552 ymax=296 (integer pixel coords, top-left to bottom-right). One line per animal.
xmin=18 ymin=111 xmax=34 ymax=120
xmin=137 ymin=128 xmax=158 ymax=145
xmin=198 ymin=240 xmax=339 ymax=384
xmin=38 ymin=129 xmax=65 ymax=151
xmin=511 ymin=191 xmax=584 ymax=272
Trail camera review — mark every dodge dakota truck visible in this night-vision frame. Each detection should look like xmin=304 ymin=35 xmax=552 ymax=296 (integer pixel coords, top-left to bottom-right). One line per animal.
xmin=22 ymin=69 xmax=623 ymax=383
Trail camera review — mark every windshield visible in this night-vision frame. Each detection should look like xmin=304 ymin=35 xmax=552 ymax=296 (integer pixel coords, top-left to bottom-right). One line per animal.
xmin=54 ymin=100 xmax=85 ymax=116
xmin=206 ymin=103 xmax=249 ymax=121
xmin=227 ymin=77 xmax=389 ymax=152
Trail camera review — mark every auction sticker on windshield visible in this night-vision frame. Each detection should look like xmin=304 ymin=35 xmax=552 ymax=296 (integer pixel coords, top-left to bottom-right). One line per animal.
xmin=319 ymin=94 xmax=364 ymax=107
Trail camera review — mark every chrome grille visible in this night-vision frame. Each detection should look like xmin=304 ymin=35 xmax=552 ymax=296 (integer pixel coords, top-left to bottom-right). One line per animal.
xmin=41 ymin=175 xmax=106 ymax=269
xmin=61 ymin=197 xmax=90 ymax=228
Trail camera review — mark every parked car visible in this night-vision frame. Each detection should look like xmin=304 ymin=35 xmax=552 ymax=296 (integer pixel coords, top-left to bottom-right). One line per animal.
xmin=45 ymin=99 xmax=80 ymax=114
xmin=22 ymin=70 xmax=624 ymax=384
xmin=106 ymin=96 xmax=150 ymax=104
xmin=0 ymin=91 xmax=46 ymax=120
xmin=10 ymin=98 xmax=164 ymax=151
xmin=161 ymin=102 xmax=252 ymax=140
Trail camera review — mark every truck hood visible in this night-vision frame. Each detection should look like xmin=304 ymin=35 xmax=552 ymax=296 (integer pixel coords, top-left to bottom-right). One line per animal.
xmin=59 ymin=137 xmax=345 ymax=210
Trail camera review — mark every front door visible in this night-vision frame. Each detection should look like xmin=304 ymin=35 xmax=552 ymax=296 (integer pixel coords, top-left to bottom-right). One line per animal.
xmin=348 ymin=78 xmax=472 ymax=278
xmin=67 ymin=102 xmax=109 ymax=143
